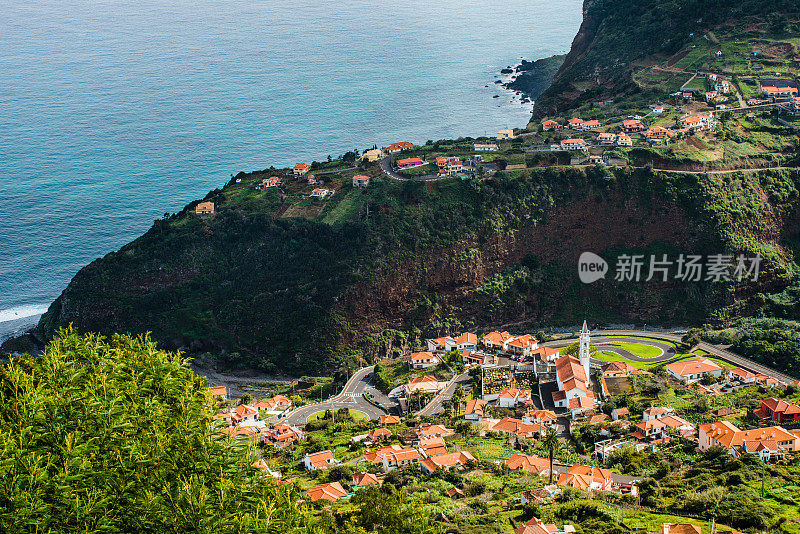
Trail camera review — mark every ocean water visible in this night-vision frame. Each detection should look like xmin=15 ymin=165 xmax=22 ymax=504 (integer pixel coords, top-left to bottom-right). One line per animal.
xmin=0 ymin=0 xmax=582 ymax=340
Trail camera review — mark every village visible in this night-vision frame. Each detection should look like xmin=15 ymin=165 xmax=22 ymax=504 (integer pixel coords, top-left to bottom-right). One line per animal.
xmin=206 ymin=323 xmax=800 ymax=534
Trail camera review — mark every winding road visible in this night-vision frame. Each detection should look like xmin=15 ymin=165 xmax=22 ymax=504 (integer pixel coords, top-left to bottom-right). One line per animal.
xmin=279 ymin=366 xmax=392 ymax=425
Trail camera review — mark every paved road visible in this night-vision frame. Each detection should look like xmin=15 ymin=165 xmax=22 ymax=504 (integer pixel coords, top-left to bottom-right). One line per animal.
xmin=379 ymin=156 xmax=446 ymax=182
xmin=417 ymin=372 xmax=472 ymax=417
xmin=280 ymin=366 xmax=389 ymax=425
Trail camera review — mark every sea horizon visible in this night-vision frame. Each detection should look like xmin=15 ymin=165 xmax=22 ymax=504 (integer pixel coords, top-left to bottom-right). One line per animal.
xmin=0 ymin=0 xmax=582 ymax=341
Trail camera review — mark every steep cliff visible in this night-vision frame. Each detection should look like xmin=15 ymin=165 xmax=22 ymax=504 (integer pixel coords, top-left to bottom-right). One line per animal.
xmin=35 ymin=163 xmax=800 ymax=375
xmin=533 ymin=0 xmax=799 ymax=116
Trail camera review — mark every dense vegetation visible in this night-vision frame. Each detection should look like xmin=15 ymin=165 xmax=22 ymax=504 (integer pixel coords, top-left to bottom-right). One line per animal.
xmin=0 ymin=328 xmax=305 ymax=533
xmin=32 ymin=163 xmax=800 ymax=376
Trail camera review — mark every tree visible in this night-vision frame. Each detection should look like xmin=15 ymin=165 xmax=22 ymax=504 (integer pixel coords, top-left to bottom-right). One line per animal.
xmin=0 ymin=328 xmax=304 ymax=533
xmin=542 ymin=428 xmax=561 ymax=484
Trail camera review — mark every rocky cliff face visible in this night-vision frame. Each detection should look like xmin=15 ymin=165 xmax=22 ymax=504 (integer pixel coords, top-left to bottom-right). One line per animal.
xmin=33 ymin=164 xmax=800 ymax=375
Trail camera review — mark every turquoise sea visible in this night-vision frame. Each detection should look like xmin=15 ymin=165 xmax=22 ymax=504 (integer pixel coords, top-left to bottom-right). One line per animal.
xmin=0 ymin=0 xmax=582 ymax=339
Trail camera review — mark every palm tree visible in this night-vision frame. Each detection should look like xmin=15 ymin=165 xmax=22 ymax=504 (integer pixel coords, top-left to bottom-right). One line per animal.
xmin=542 ymin=429 xmax=561 ymax=485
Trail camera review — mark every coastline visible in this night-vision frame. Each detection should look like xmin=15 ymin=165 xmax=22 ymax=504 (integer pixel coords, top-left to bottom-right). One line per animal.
xmin=501 ymin=54 xmax=567 ymax=104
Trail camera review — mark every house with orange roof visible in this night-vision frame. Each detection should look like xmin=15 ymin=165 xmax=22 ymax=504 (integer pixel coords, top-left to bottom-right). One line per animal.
xmin=364 ymin=444 xmax=406 ymax=463
xmin=396 ymin=157 xmax=425 ymax=168
xmin=419 ymin=450 xmax=475 ymax=474
xmin=303 ymin=450 xmax=339 ymax=471
xmin=427 ymin=336 xmax=457 ymax=352
xmin=435 ymin=156 xmax=463 ymax=176
xmin=665 ymin=358 xmax=722 ymax=383
xmin=582 ymin=119 xmax=601 ymax=130
xmin=622 ymin=119 xmax=644 ymax=133
xmin=727 ymin=367 xmax=757 ymax=384
xmin=616 ymin=133 xmax=632 ymax=146
xmin=367 ymin=427 xmax=392 ymax=442
xmin=208 ymin=385 xmax=228 ymax=400
xmin=310 ymin=188 xmax=333 ymax=199
xmin=406 ymin=374 xmax=443 ymax=395
xmin=195 ymin=201 xmax=215 ymax=215
xmin=293 ymin=162 xmax=311 ymax=175
xmin=361 ymin=148 xmax=384 ymax=162
xmin=418 ymin=436 xmax=448 ymax=457
xmin=461 ymin=350 xmax=497 ymax=367
xmin=482 ymin=331 xmax=513 ymax=351
xmin=760 ymin=83 xmax=798 ymax=99
xmin=558 ymin=465 xmax=612 ymax=492
xmin=231 ymin=404 xmax=259 ymax=424
xmin=560 ymin=138 xmax=587 ymax=151
xmin=567 ymin=118 xmax=585 ymax=129
xmin=568 ymin=395 xmax=597 ymax=417
xmin=679 ymin=114 xmax=713 ymax=130
xmin=491 ymin=417 xmax=543 ymax=439
xmin=253 ymin=394 xmax=292 ymax=413
xmin=514 ymin=517 xmax=568 ymax=534
xmin=497 ymin=388 xmax=533 ymax=408
xmin=633 ymin=418 xmax=668 ymax=441
xmin=380 ymin=414 xmax=401 ymax=425
xmin=416 ymin=423 xmax=454 ymax=439
xmin=542 ymin=120 xmax=562 ymax=131
xmin=698 ymin=421 xmax=799 ymax=459
xmin=261 ymin=423 xmax=303 ymax=449
xmin=506 ymin=334 xmax=539 ymax=357
xmin=409 ymin=351 xmax=440 ymax=369
xmin=455 ymin=332 xmax=478 ymax=351
xmin=758 ymin=398 xmax=800 ymax=423
xmin=261 ymin=176 xmax=281 ymax=188
xmin=662 ymin=524 xmax=702 ymax=534
xmin=352 ymin=175 xmax=371 ymax=188
xmin=381 ymin=447 xmax=420 ymax=471
xmin=506 ymin=453 xmax=551 ymax=475
xmin=523 ymin=409 xmax=558 ymax=427
xmin=352 ymin=472 xmax=381 ymax=488
xmin=386 ymin=141 xmax=415 ymax=153
xmin=465 ymin=398 xmax=489 ymax=420
xmin=307 ymin=481 xmax=349 ymax=502
xmin=644 ymin=126 xmax=675 ymax=144
xmin=601 ymin=361 xmax=637 ymax=377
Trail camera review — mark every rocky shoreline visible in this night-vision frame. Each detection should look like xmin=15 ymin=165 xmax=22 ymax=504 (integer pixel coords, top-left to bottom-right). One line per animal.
xmin=500 ymin=54 xmax=566 ymax=103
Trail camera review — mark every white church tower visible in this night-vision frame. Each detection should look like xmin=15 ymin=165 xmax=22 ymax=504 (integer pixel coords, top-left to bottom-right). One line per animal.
xmin=579 ymin=320 xmax=591 ymax=382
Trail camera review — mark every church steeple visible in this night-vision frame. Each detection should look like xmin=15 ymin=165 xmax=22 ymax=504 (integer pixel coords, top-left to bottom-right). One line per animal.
xmin=579 ymin=320 xmax=591 ymax=381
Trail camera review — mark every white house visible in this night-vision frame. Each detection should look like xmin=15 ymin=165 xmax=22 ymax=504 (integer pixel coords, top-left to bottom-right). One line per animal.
xmin=560 ymin=138 xmax=587 ymax=151
xmin=665 ymin=358 xmax=722 ymax=383
xmin=409 ymin=352 xmax=440 ymax=369
xmin=304 ymin=450 xmax=339 ymax=471
xmin=497 ymin=388 xmax=532 ymax=408
xmin=427 ymin=336 xmax=456 ymax=352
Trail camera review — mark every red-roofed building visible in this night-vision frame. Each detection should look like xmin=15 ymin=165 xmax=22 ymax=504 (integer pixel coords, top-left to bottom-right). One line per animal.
xmin=666 ymin=358 xmax=722 ymax=383
xmin=381 ymin=447 xmax=420 ymax=471
xmin=542 ymin=120 xmax=562 ymax=131
xmin=409 ymin=351 xmax=439 ymax=369
xmin=304 ymin=450 xmax=339 ymax=470
xmin=352 ymin=175 xmax=371 ymax=188
xmin=386 ymin=141 xmax=415 ymax=153
xmin=523 ymin=409 xmax=558 ymax=427
xmin=482 ymin=331 xmax=513 ymax=351
xmin=492 ymin=417 xmax=543 ymax=438
xmin=427 ymin=336 xmax=456 ymax=352
xmin=464 ymin=398 xmax=488 ymax=420
xmin=506 ymin=453 xmax=551 ymax=475
xmin=308 ymin=482 xmax=348 ymax=502
xmin=560 ymin=138 xmax=587 ymax=151
xmin=397 ymin=157 xmax=425 ymax=168
xmin=506 ymin=334 xmax=539 ymax=357
xmin=262 ymin=176 xmax=282 ymax=188
xmin=352 ymin=472 xmax=381 ymax=487
xmin=419 ymin=451 xmax=475 ymax=474
xmin=293 ymin=163 xmax=311 ymax=175
xmin=455 ymin=332 xmax=478 ymax=350
xmin=208 ymin=386 xmax=228 ymax=400
xmin=759 ymin=398 xmax=800 ymax=423
xmin=531 ymin=346 xmax=561 ymax=363
xmin=497 ymin=388 xmax=532 ymax=408
xmin=622 ymin=119 xmax=644 ymax=133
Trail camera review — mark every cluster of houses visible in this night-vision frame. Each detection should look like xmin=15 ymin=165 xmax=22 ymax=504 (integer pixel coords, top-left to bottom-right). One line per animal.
xmin=208 ymin=388 xmax=305 ymax=448
xmin=303 ymin=421 xmax=480 ymax=502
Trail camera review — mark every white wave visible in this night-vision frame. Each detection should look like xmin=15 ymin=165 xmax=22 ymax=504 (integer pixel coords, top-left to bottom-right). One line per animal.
xmin=0 ymin=304 xmax=49 ymax=323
